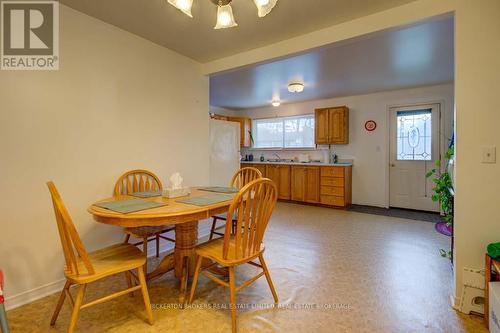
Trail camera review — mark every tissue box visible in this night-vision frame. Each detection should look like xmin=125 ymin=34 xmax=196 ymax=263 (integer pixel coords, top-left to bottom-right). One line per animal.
xmin=163 ymin=187 xmax=191 ymax=199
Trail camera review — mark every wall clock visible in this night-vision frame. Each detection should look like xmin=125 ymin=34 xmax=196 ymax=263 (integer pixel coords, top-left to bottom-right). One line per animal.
xmin=365 ymin=120 xmax=377 ymax=132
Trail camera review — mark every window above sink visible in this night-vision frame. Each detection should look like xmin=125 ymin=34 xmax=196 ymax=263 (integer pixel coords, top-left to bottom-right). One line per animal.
xmin=252 ymin=114 xmax=315 ymax=149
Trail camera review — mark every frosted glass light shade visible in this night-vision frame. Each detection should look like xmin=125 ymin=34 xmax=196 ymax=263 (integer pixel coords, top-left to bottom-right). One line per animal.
xmin=214 ymin=4 xmax=238 ymax=29
xmin=253 ymin=0 xmax=278 ymax=17
xmin=168 ymin=0 xmax=193 ymax=18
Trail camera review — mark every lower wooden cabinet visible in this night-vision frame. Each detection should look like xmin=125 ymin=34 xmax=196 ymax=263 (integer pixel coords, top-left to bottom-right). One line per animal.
xmin=291 ymin=166 xmax=320 ymax=203
xmin=265 ymin=164 xmax=291 ymax=200
xmin=320 ymin=166 xmax=352 ymax=208
xmin=244 ymin=163 xmax=266 ymax=177
xmin=241 ymin=163 xmax=351 ymax=208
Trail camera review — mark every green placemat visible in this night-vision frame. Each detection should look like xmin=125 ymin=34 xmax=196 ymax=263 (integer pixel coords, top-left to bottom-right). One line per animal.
xmin=198 ymin=186 xmax=239 ymax=194
xmin=177 ymin=194 xmax=233 ymax=207
xmin=95 ymin=199 xmax=165 ymax=214
xmin=130 ymin=190 xmax=162 ymax=198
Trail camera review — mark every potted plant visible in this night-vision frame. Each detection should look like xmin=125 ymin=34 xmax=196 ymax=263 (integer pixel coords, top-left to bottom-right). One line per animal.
xmin=426 ymin=145 xmax=454 ymax=258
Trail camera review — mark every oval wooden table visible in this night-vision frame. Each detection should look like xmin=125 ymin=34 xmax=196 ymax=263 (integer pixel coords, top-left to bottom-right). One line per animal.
xmin=88 ymin=188 xmax=234 ymax=303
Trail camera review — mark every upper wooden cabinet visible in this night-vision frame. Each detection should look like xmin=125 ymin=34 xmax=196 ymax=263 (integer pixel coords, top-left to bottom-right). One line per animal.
xmin=228 ymin=116 xmax=252 ymax=148
xmin=315 ymin=106 xmax=349 ymax=145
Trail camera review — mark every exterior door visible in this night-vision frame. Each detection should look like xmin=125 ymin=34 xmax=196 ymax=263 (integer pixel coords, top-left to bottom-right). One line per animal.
xmin=389 ymin=104 xmax=440 ymax=212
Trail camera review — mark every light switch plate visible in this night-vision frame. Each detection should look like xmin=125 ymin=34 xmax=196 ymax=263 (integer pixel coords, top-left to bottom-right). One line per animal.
xmin=482 ymin=146 xmax=496 ymax=164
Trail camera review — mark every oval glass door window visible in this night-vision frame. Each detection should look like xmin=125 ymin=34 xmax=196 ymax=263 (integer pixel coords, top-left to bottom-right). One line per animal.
xmin=408 ymin=126 xmax=420 ymax=148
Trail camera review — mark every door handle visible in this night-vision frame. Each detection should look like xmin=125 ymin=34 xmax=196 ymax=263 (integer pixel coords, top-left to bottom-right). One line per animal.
xmin=391 ymin=164 xmax=396 ymax=167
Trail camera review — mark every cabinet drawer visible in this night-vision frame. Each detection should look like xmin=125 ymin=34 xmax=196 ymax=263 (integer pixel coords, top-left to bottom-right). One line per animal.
xmin=320 ymin=195 xmax=345 ymax=207
xmin=321 ymin=167 xmax=344 ymax=178
xmin=320 ymin=186 xmax=344 ymax=196
xmin=320 ymin=177 xmax=344 ymax=187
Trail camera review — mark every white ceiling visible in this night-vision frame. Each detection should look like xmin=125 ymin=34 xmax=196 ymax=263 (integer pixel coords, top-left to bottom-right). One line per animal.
xmin=209 ymin=16 xmax=454 ymax=109
xmin=59 ymin=0 xmax=417 ymax=62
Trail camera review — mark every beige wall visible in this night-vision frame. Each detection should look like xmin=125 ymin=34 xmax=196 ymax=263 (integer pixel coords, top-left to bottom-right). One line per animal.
xmin=236 ymin=84 xmax=454 ymax=207
xmin=0 ymin=6 xmax=209 ymax=308
xmin=453 ymin=0 xmax=500 ymax=306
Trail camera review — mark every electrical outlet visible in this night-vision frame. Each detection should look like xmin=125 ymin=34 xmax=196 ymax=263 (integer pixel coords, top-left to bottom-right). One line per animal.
xmin=482 ymin=146 xmax=496 ymax=164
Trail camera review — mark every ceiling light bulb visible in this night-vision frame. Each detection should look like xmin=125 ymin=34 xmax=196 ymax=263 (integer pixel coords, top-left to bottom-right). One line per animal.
xmin=168 ymin=0 xmax=193 ymax=18
xmin=272 ymin=100 xmax=281 ymax=107
xmin=253 ymin=0 xmax=278 ymax=17
xmin=288 ymin=82 xmax=304 ymax=93
xmin=215 ymin=4 xmax=238 ymax=29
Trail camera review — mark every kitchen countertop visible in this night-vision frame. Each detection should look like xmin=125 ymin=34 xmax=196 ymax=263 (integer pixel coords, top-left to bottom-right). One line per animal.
xmin=241 ymin=160 xmax=353 ymax=167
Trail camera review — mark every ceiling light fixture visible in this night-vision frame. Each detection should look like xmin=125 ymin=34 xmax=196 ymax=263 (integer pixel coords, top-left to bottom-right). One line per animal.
xmin=288 ymin=82 xmax=304 ymax=93
xmin=168 ymin=0 xmax=279 ymax=29
xmin=272 ymin=100 xmax=281 ymax=107
xmin=214 ymin=3 xmax=238 ymax=29
xmin=253 ymin=0 xmax=278 ymax=18
xmin=168 ymin=0 xmax=193 ymax=18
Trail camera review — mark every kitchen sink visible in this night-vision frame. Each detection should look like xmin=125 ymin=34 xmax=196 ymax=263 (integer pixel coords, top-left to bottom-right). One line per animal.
xmin=266 ymin=159 xmax=294 ymax=163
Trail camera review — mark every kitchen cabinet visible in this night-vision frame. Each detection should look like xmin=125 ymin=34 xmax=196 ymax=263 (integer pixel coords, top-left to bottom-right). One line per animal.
xmin=320 ymin=166 xmax=352 ymax=207
xmin=315 ymin=106 xmax=349 ymax=145
xmin=228 ymin=116 xmax=252 ymax=148
xmin=244 ymin=163 xmax=266 ymax=177
xmin=291 ymin=166 xmax=320 ymax=203
xmin=241 ymin=162 xmax=352 ymax=208
xmin=266 ymin=164 xmax=291 ymax=200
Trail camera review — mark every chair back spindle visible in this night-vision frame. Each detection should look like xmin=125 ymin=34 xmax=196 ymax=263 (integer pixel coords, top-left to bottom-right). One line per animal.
xmin=223 ymin=178 xmax=277 ymax=260
xmin=114 ymin=169 xmax=163 ymax=196
xmin=230 ymin=167 xmax=262 ymax=189
xmin=47 ymin=181 xmax=94 ymax=276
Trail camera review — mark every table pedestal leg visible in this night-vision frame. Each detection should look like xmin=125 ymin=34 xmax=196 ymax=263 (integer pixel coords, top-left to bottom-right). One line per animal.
xmin=174 ymin=221 xmax=198 ymax=304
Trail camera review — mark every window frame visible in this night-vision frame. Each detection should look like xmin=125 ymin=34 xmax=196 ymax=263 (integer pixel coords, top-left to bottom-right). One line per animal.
xmin=251 ymin=114 xmax=316 ymax=150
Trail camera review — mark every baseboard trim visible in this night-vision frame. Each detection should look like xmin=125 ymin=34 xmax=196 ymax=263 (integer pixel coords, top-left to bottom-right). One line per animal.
xmin=450 ymin=294 xmax=461 ymax=310
xmin=5 ymin=228 xmax=212 ymax=311
xmin=4 ymin=278 xmax=67 ymax=311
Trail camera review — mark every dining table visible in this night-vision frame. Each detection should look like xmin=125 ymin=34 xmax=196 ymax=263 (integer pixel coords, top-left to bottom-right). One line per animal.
xmin=88 ymin=188 xmax=235 ymax=304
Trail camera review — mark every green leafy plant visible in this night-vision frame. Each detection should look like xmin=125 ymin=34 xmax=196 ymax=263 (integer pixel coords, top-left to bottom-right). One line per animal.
xmin=426 ymin=146 xmax=454 ymax=258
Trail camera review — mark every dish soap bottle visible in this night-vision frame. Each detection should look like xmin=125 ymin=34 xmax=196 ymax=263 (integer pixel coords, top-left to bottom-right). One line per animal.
xmin=260 ymin=154 xmax=265 ymax=162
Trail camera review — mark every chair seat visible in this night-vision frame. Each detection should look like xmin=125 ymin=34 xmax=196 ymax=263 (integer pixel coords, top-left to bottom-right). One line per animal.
xmin=196 ymin=237 xmax=264 ymax=266
xmin=65 ymin=244 xmax=146 ymax=284
xmin=124 ymin=225 xmax=173 ymax=238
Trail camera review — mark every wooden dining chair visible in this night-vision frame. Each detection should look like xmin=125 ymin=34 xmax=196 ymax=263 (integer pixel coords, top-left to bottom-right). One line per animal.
xmin=47 ymin=181 xmax=153 ymax=333
xmin=189 ymin=178 xmax=279 ymax=333
xmin=115 ymin=169 xmax=175 ymax=273
xmin=209 ymin=167 xmax=262 ymax=240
